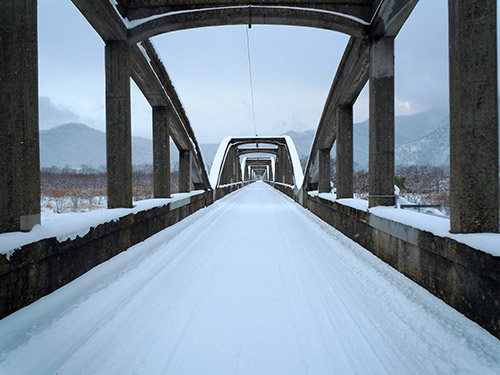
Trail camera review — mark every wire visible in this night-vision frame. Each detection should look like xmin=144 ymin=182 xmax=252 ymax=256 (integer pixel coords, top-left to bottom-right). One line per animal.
xmin=245 ymin=25 xmax=257 ymax=137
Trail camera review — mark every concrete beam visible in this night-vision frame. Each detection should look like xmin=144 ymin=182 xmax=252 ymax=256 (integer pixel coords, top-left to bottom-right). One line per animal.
xmin=106 ymin=41 xmax=133 ymax=209
xmin=368 ymin=36 xmax=395 ymax=207
xmin=71 ymin=0 xmax=127 ymax=42
xmin=129 ymin=7 xmax=368 ymax=44
xmin=130 ymin=46 xmax=169 ymax=108
xmin=179 ymin=150 xmax=192 ymax=192
xmin=153 ymin=106 xmax=171 ymax=198
xmin=0 ymin=0 xmax=41 ymax=233
xmin=336 ymin=105 xmax=354 ymax=198
xmin=449 ymin=0 xmax=499 ymax=233
xmin=238 ymin=148 xmax=278 ymax=156
xmin=119 ymin=1 xmax=374 ymax=23
xmin=370 ymin=0 xmax=419 ymax=37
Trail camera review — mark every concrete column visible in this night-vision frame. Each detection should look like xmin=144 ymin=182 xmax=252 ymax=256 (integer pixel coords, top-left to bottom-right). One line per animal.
xmin=0 ymin=0 xmax=40 ymax=232
xmin=368 ymin=36 xmax=395 ymax=207
xmin=221 ymin=148 xmax=232 ymax=185
xmin=279 ymin=147 xmax=286 ymax=183
xmin=244 ymin=164 xmax=249 ymax=181
xmin=275 ymin=152 xmax=280 ymax=183
xmin=449 ymin=1 xmax=499 ymax=233
xmin=153 ymin=106 xmax=170 ymax=198
xmin=179 ymin=150 xmax=192 ymax=192
xmin=106 ymin=41 xmax=132 ymax=208
xmin=230 ymin=148 xmax=236 ymax=184
xmin=285 ymin=151 xmax=293 ymax=185
xmin=318 ymin=149 xmax=331 ymax=193
xmin=336 ymin=105 xmax=354 ymax=198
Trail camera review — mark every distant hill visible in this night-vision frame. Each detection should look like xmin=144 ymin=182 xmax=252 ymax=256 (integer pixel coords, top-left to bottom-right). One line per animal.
xmin=39 ymin=123 xmax=221 ymax=170
xmin=283 ymin=107 xmax=452 ymax=169
xmin=42 ymin=108 xmax=488 ymax=171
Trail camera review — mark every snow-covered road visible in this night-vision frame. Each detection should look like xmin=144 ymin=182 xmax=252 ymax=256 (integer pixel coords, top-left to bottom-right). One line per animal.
xmin=1 ymin=182 xmax=499 ymax=374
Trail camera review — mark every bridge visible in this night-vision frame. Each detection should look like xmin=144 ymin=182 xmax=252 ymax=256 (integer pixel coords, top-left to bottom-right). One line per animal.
xmin=1 ymin=1 xmax=499 ymax=373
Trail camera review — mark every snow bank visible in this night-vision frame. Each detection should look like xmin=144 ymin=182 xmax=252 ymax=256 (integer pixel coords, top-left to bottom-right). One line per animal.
xmin=0 ymin=191 xmax=205 ymax=258
xmin=311 ymin=194 xmax=500 ymax=257
xmin=369 ymin=206 xmax=500 ymax=258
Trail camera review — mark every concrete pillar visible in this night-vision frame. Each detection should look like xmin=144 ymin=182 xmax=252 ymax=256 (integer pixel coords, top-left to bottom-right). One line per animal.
xmin=336 ymin=105 xmax=354 ymax=198
xmin=279 ymin=147 xmax=286 ymax=183
xmin=106 ymin=41 xmax=132 ymax=208
xmin=285 ymin=151 xmax=293 ymax=185
xmin=0 ymin=0 xmax=41 ymax=232
xmin=230 ymin=148 xmax=236 ymax=184
xmin=449 ymin=1 xmax=499 ymax=233
xmin=153 ymin=106 xmax=170 ymax=198
xmin=179 ymin=150 xmax=192 ymax=192
xmin=318 ymin=149 xmax=331 ymax=193
xmin=368 ymin=36 xmax=395 ymax=207
xmin=244 ymin=164 xmax=249 ymax=181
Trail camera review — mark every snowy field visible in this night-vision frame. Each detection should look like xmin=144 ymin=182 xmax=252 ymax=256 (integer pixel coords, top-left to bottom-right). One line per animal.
xmin=0 ymin=182 xmax=499 ymax=374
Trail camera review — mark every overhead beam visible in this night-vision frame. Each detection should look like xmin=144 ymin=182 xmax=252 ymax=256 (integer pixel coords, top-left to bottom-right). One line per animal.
xmin=71 ymin=0 xmax=127 ymax=41
xmin=238 ymin=148 xmax=278 ymax=156
xmin=128 ymin=7 xmax=368 ymax=44
xmin=118 ymin=0 xmax=374 ymax=22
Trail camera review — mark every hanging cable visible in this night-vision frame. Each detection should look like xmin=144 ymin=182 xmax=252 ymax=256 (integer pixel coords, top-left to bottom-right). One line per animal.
xmin=245 ymin=25 xmax=257 ymax=137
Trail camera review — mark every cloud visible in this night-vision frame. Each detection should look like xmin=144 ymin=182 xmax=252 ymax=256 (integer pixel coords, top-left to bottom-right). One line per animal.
xmin=39 ymin=96 xmax=82 ymax=129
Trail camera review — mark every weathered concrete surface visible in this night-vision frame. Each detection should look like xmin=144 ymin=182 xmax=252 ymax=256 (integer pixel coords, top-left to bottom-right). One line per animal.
xmin=0 ymin=0 xmax=41 ymax=233
xmin=118 ymin=0 xmax=375 ymax=22
xmin=0 ymin=192 xmax=211 ymax=319
xmin=304 ymin=194 xmax=500 ymax=340
xmin=449 ymin=0 xmax=499 ymax=233
xmin=318 ymin=149 xmax=331 ymax=193
xmin=369 ymin=36 xmax=395 ymax=207
xmin=153 ymin=106 xmax=171 ymax=198
xmin=336 ymin=105 xmax=354 ymax=199
xmin=106 ymin=41 xmax=133 ymax=209
xmin=128 ymin=7 xmax=367 ymax=44
xmin=179 ymin=150 xmax=192 ymax=192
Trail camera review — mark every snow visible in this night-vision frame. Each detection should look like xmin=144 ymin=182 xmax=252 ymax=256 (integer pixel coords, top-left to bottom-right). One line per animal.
xmin=369 ymin=206 xmax=500 ymax=257
xmin=0 ymin=182 xmax=498 ymax=374
xmin=310 ymin=193 xmax=500 ymax=258
xmin=0 ymin=191 xmax=205 ymax=259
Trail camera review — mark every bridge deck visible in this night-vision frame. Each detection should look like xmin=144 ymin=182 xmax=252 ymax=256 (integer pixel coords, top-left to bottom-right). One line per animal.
xmin=1 ymin=182 xmax=499 ymax=374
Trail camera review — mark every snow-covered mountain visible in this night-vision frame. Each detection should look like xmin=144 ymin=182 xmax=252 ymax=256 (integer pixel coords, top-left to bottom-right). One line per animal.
xmin=40 ymin=108 xmax=463 ymax=170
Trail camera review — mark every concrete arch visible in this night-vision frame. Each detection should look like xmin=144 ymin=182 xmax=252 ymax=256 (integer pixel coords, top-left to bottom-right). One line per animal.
xmin=209 ymin=136 xmax=303 ymax=189
xmin=128 ymin=7 xmax=368 ymax=44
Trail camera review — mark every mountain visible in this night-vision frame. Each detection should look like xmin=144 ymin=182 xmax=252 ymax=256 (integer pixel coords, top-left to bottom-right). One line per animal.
xmin=40 ymin=123 xmax=221 ymax=170
xmin=41 ymin=108 xmax=476 ymax=171
xmin=283 ymin=107 xmax=451 ymax=169
xmin=40 ymin=123 xmax=154 ymax=169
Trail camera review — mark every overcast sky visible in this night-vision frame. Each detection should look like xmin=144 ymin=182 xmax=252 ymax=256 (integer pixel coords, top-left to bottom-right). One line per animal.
xmin=39 ymin=1 xmax=454 ymax=143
